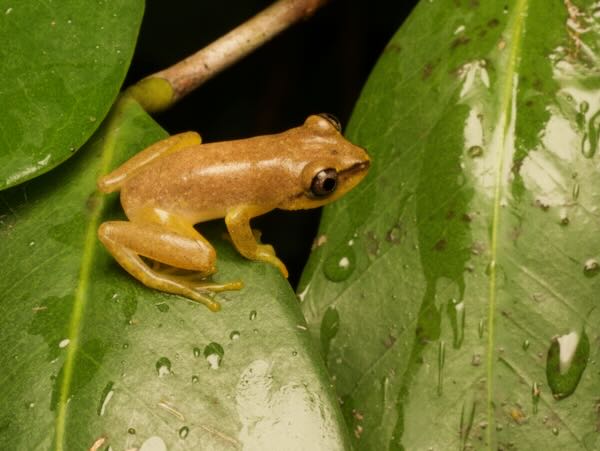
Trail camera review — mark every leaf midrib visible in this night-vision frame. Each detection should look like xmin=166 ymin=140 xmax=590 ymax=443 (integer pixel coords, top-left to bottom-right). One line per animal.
xmin=53 ymin=98 xmax=126 ymax=451
xmin=486 ymin=0 xmax=528 ymax=446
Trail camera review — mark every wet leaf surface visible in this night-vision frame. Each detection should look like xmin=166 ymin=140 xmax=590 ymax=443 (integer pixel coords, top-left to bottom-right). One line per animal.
xmin=0 ymin=0 xmax=144 ymax=190
xmin=0 ymin=98 xmax=349 ymax=450
xmin=300 ymin=1 xmax=600 ymax=449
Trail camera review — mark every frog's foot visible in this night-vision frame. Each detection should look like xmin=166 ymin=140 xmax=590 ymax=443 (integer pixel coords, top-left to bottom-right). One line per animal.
xmin=225 ymin=206 xmax=290 ymax=278
xmin=256 ymin=244 xmax=288 ymax=278
xmin=98 ymin=220 xmax=240 ymax=312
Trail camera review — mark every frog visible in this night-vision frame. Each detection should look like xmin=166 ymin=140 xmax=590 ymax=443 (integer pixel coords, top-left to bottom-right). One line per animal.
xmin=97 ymin=114 xmax=370 ymax=311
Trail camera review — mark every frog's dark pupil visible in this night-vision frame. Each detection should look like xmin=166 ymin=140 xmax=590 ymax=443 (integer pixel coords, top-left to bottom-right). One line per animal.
xmin=323 ymin=177 xmax=336 ymax=192
xmin=311 ymin=168 xmax=337 ymax=197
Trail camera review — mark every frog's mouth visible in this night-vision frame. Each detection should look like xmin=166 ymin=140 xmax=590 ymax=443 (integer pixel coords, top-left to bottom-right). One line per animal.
xmin=337 ymin=159 xmax=370 ymax=192
xmin=339 ymin=160 xmax=370 ymax=179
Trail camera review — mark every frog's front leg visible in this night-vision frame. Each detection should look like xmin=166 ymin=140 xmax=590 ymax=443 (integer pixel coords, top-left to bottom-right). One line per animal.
xmin=225 ymin=205 xmax=289 ymax=278
xmin=98 ymin=220 xmax=242 ymax=311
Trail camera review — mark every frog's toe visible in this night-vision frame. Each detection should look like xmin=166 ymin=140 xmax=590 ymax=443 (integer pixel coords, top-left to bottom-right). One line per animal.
xmin=191 ymin=280 xmax=244 ymax=292
xmin=257 ymin=243 xmax=276 ymax=257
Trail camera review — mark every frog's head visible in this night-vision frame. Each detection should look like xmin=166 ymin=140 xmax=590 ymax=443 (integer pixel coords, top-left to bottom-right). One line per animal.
xmin=280 ymin=114 xmax=371 ymax=210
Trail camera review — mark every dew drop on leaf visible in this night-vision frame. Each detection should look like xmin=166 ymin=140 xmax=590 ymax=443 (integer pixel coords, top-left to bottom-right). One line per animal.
xmin=583 ymin=259 xmax=599 ymax=276
xmin=467 ymin=145 xmax=483 ymax=158
xmin=531 ymin=381 xmax=540 ymax=414
xmin=155 ymin=357 xmax=172 ymax=377
xmin=437 ymin=340 xmax=445 ymax=396
xmin=320 ymin=306 xmax=340 ymax=358
xmin=203 ymin=342 xmax=224 ymax=369
xmin=546 ymin=330 xmax=589 ymax=399
xmin=323 ymin=246 xmax=356 ymax=282
xmin=178 ymin=426 xmax=189 ymax=439
xmin=230 ymin=330 xmax=240 ymax=340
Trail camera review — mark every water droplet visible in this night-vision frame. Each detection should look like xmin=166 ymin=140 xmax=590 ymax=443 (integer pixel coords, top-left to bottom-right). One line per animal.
xmin=291 ymin=350 xmax=298 ymax=356
xmin=522 ymin=339 xmax=530 ymax=350
xmin=122 ymin=343 xmax=129 ymax=349
xmin=532 ymin=381 xmax=541 ymax=414
xmin=386 ymin=224 xmax=402 ymax=244
xmin=203 ymin=342 xmax=224 ymax=369
xmin=98 ymin=381 xmax=114 ymax=416
xmin=249 ymin=310 xmax=257 ymax=320
xmin=191 ymin=375 xmax=199 ymax=383
xmin=467 ymin=145 xmax=483 ymax=158
xmin=446 ymin=298 xmax=465 ymax=348
xmin=478 ymin=319 xmax=485 ymax=338
xmin=89 ymin=116 xmax=96 ymax=122
xmin=546 ymin=330 xmax=590 ymax=399
xmin=58 ymin=338 xmax=70 ymax=348
xmin=581 ymin=111 xmax=600 ymax=158
xmin=5 ymin=7 xmax=13 ymax=14
xmin=583 ymin=259 xmax=599 ymax=276
xmin=178 ymin=426 xmax=189 ymax=439
xmin=365 ymin=231 xmax=380 ymax=257
xmin=559 ymin=209 xmax=569 ymax=226
xmin=155 ymin=301 xmax=171 ymax=313
xmin=572 ymin=182 xmax=580 ymax=201
xmin=580 ymin=101 xmax=589 ymax=113
xmin=320 ymin=306 xmax=340 ymax=358
xmin=193 ymin=347 xmax=201 ymax=358
xmin=485 ymin=260 xmax=496 ymax=275
xmin=155 ymin=357 xmax=172 ymax=377
xmin=323 ymin=246 xmax=356 ymax=282
xmin=29 ymin=241 xmax=35 ymax=246
xmin=471 ymin=354 xmax=481 ymax=366
xmin=230 ymin=331 xmax=240 ymax=340
xmin=128 ymin=428 xmax=136 ymax=435
xmin=552 ymin=427 xmax=559 ymax=436
xmin=437 ymin=341 xmax=445 ymax=396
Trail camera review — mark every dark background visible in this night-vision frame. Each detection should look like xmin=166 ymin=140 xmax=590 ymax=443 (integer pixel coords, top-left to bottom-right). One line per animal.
xmin=125 ymin=0 xmax=419 ymax=286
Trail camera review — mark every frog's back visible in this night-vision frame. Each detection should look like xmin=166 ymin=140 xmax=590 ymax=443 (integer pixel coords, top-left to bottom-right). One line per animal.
xmin=120 ymin=138 xmax=301 ymax=223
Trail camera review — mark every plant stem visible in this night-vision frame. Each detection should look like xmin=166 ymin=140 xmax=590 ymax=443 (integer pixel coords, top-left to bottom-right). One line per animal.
xmin=132 ymin=0 xmax=330 ymax=112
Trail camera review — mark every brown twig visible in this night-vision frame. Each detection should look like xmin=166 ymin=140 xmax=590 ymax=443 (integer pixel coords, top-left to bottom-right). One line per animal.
xmin=138 ymin=0 xmax=330 ymax=110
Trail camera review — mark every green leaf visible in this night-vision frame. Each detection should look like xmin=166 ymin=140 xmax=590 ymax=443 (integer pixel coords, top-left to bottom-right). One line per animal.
xmin=0 ymin=0 xmax=144 ymax=190
xmin=300 ymin=1 xmax=600 ymax=449
xmin=0 ymin=98 xmax=350 ymax=450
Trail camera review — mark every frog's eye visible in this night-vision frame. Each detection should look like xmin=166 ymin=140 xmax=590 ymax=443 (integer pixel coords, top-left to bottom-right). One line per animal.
xmin=317 ymin=113 xmax=342 ymax=132
xmin=311 ymin=168 xmax=338 ymax=197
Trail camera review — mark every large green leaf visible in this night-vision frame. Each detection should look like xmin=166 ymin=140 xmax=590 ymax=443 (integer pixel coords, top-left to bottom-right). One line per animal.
xmin=0 ymin=0 xmax=144 ymax=190
xmin=0 ymin=98 xmax=350 ymax=450
xmin=300 ymin=0 xmax=600 ymax=449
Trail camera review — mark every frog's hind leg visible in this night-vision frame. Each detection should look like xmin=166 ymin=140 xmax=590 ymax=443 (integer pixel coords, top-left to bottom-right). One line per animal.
xmin=98 ymin=220 xmax=242 ymax=311
xmin=98 ymin=131 xmax=201 ymax=193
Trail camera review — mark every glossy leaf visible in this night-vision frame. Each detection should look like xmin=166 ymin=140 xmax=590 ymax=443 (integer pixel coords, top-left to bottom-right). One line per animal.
xmin=0 ymin=0 xmax=144 ymax=190
xmin=300 ymin=1 xmax=600 ymax=449
xmin=0 ymin=98 xmax=350 ymax=450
